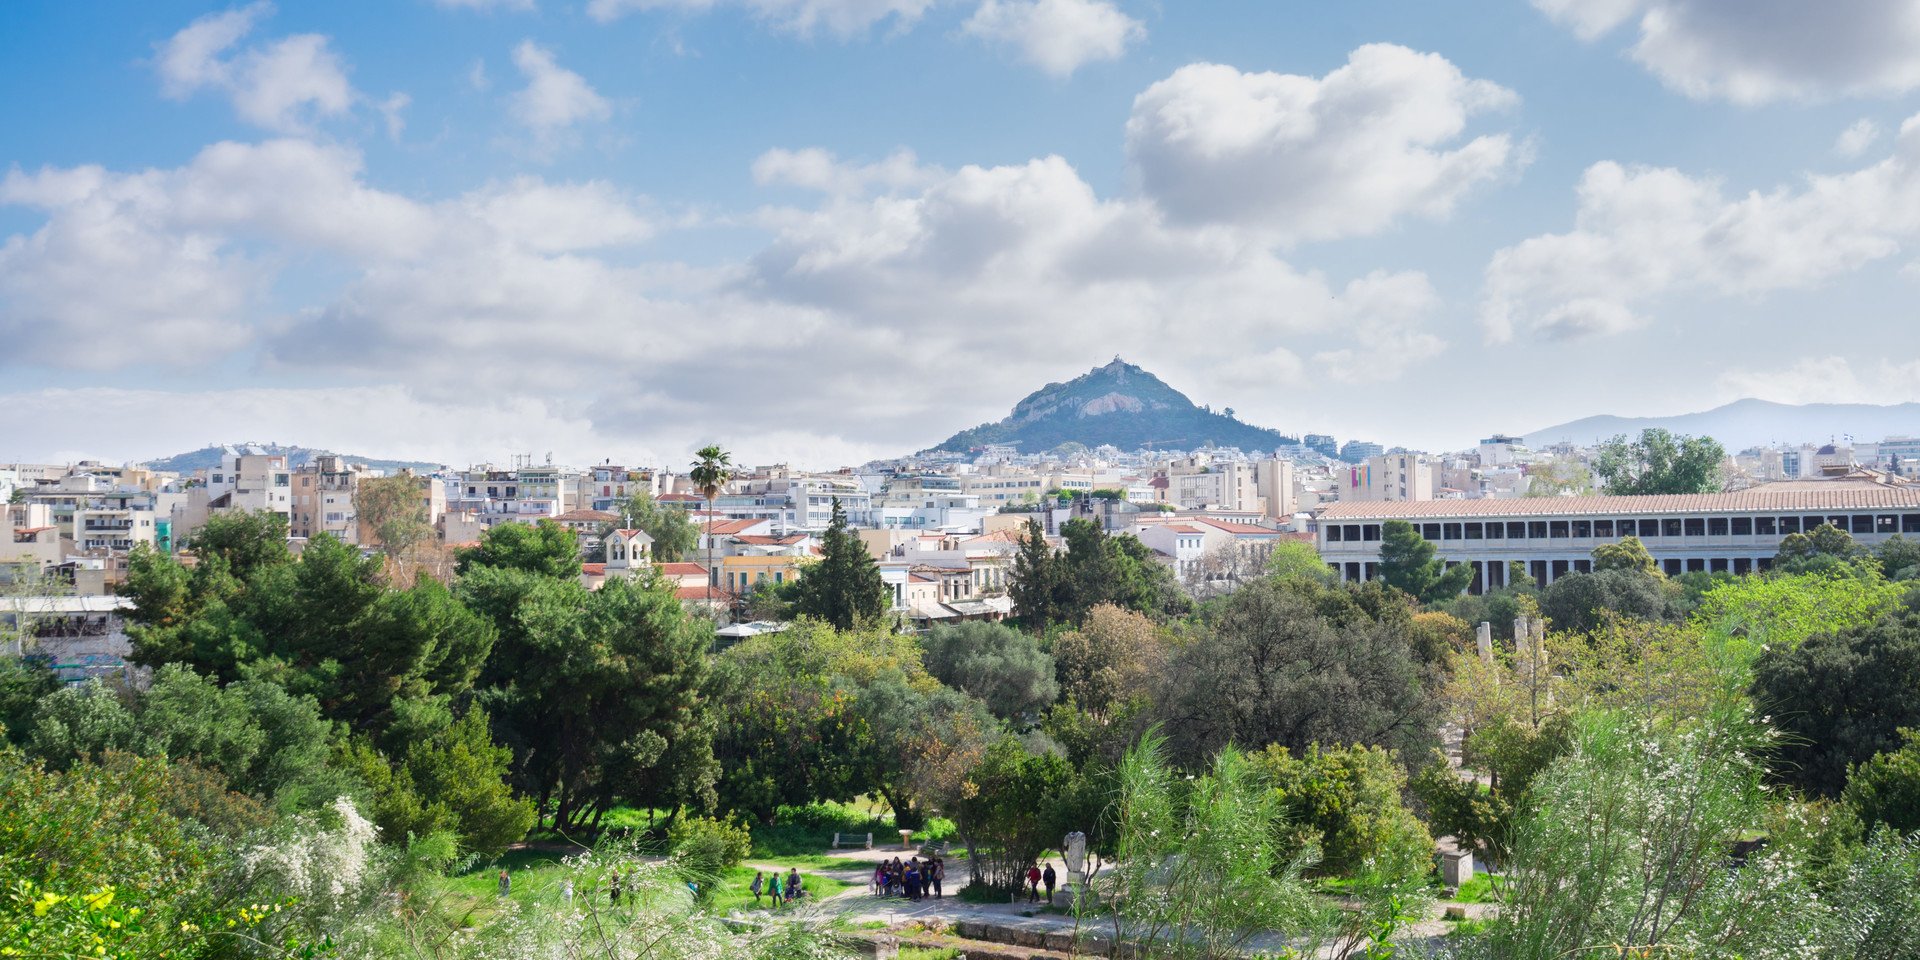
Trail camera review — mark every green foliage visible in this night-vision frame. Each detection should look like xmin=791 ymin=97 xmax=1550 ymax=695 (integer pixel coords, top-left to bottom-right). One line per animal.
xmin=668 ymin=811 xmax=753 ymax=881
xmin=1538 ymin=568 xmax=1671 ymax=634
xmin=607 ymin=490 xmax=700 ymax=562
xmin=1158 ymin=577 xmax=1440 ymax=766
xmin=26 ymin=679 xmax=138 ymax=770
xmin=1692 ymin=566 xmax=1906 ymax=673
xmin=1009 ymin=518 xmax=1058 ymax=629
xmin=463 ymin=567 xmax=718 ymax=833
xmin=357 ymin=473 xmax=434 ymax=558
xmin=454 ymin=519 xmax=582 ymax=580
xmin=1753 ymin=608 xmax=1920 ymax=797
xmin=1266 ymin=539 xmax=1335 ymax=584
xmin=1876 ymin=534 xmax=1920 ymax=581
xmin=1774 ymin=521 xmax=1866 ymax=575
xmin=1590 ymin=535 xmax=1657 ymax=575
xmin=1051 ymin=604 xmax=1166 ymax=723
xmin=1592 ymin=428 xmax=1726 ymax=495
xmin=952 ymin=737 xmax=1073 ymax=892
xmin=921 ymin=621 xmax=1057 ymax=723
xmin=1377 ymin=519 xmax=1473 ymax=605
xmin=1254 ymin=743 xmax=1433 ymax=882
xmin=0 ymin=656 xmax=57 ymax=745
xmin=1100 ymin=733 xmax=1334 ymax=959
xmin=188 ymin=509 xmax=292 ymax=580
xmin=791 ymin=498 xmax=889 ymax=630
xmin=1412 ymin=713 xmax=1574 ymax=863
xmin=1463 ymin=711 xmax=1808 ymax=957
xmin=352 ymin=708 xmax=535 ymax=858
xmin=1843 ymin=729 xmax=1920 ymax=835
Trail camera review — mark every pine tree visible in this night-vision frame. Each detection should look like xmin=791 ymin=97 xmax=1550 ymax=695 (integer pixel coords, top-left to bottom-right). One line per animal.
xmin=1378 ymin=520 xmax=1473 ymax=605
xmin=793 ymin=498 xmax=889 ymax=630
xmin=1009 ymin=518 xmax=1057 ymax=632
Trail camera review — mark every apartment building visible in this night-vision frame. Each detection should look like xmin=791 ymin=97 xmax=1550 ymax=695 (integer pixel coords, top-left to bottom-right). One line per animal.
xmin=291 ymin=455 xmax=362 ymax=542
xmin=1343 ymin=453 xmax=1436 ymax=502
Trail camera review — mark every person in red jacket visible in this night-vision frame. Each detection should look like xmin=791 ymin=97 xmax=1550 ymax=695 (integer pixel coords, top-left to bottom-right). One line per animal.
xmin=1026 ymin=863 xmax=1043 ymax=903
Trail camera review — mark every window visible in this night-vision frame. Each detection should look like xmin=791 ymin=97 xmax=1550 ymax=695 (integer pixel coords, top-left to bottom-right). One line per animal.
xmin=1345 ymin=525 xmax=1361 ymax=541
xmin=1731 ymin=517 xmax=1752 ymax=536
xmin=1326 ymin=526 xmax=1343 ymax=543
xmin=1733 ymin=558 xmax=1752 ymax=575
xmin=1851 ymin=514 xmax=1874 ymax=534
xmin=1465 ymin=522 xmax=1483 ymax=540
xmin=1422 ymin=523 xmax=1442 ymax=540
xmin=1362 ymin=525 xmax=1381 ymax=541
xmin=1663 ymin=518 xmax=1683 ymax=538
xmin=1551 ymin=559 xmax=1570 ymax=579
xmin=1663 ymin=559 xmax=1683 ymax=576
xmin=1572 ymin=520 xmax=1591 ymax=538
xmin=1878 ymin=515 xmax=1898 ymax=534
xmin=1549 ymin=521 xmax=1569 ymax=539
xmin=1485 ymin=522 xmax=1504 ymax=540
xmin=1443 ymin=523 xmax=1463 ymax=540
xmin=1528 ymin=521 xmax=1548 ymax=539
xmin=1906 ymin=514 xmax=1920 ymax=534
xmin=1687 ymin=558 xmax=1706 ymax=573
xmin=1594 ymin=519 xmax=1615 ymax=538
xmin=1509 ymin=522 xmax=1528 ymax=539
xmin=1708 ymin=517 xmax=1728 ymax=536
xmin=1779 ymin=516 xmax=1799 ymax=534
xmin=1639 ymin=519 xmax=1661 ymax=537
xmin=1684 ymin=518 xmax=1705 ymax=537
xmin=1574 ymin=559 xmax=1592 ymax=574
xmin=1710 ymin=558 xmax=1728 ymax=573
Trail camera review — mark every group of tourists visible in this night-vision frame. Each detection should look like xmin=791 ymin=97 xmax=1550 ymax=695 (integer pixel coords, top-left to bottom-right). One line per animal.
xmin=871 ymin=855 xmax=944 ymax=901
xmin=748 ymin=868 xmax=807 ymax=908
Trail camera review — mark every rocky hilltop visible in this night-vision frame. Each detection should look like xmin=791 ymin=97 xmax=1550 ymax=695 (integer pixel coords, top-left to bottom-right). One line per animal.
xmin=929 ymin=359 xmax=1297 ymax=454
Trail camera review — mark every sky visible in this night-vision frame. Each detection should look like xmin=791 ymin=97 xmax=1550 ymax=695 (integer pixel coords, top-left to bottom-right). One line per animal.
xmin=5 ymin=0 xmax=1920 ymax=468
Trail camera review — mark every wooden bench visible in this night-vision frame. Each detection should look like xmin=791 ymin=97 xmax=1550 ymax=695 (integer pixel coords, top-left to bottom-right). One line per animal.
xmin=832 ymin=832 xmax=873 ymax=849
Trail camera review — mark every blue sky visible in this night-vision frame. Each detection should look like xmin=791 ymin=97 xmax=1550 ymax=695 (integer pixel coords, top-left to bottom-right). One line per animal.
xmin=4 ymin=0 xmax=1920 ymax=467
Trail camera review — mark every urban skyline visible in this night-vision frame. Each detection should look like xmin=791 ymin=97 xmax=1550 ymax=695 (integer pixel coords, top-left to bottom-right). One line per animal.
xmin=6 ymin=2 xmax=1920 ymax=467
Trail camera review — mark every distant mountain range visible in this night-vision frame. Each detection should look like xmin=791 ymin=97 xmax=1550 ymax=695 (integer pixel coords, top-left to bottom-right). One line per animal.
xmin=1523 ymin=399 xmax=1920 ymax=451
xmin=928 ymin=359 xmax=1297 ymax=455
xmin=144 ymin=444 xmax=446 ymax=475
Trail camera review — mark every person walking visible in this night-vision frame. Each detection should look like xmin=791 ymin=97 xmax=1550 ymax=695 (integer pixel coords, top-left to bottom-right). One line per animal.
xmin=750 ymin=871 xmax=765 ymax=906
xmin=1026 ymin=863 xmax=1042 ymax=903
xmin=786 ymin=868 xmax=803 ymax=903
xmin=1043 ymin=862 xmax=1057 ymax=904
xmin=610 ymin=870 xmax=624 ymax=906
xmin=905 ymin=860 xmax=921 ymax=901
xmin=929 ymin=857 xmax=944 ymax=899
xmin=766 ymin=871 xmax=782 ymax=908
xmin=561 ymin=878 xmax=574 ymax=909
xmin=498 ymin=870 xmax=511 ymax=898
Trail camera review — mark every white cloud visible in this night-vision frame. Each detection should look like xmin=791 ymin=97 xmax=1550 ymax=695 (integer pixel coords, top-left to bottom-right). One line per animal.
xmin=433 ymin=0 xmax=538 ymax=11
xmin=752 ymin=147 xmax=939 ymax=195
xmin=1716 ymin=356 xmax=1920 ymax=405
xmin=377 ymin=93 xmax=410 ymax=141
xmin=1125 ymin=45 xmax=1522 ymax=241
xmin=1836 ymin=118 xmax=1882 ymax=158
xmin=154 ymin=3 xmax=356 ymax=132
xmin=1483 ymin=114 xmax=1920 ymax=342
xmin=1532 ymin=0 xmax=1920 ymax=104
xmin=963 ymin=0 xmax=1144 ymax=76
xmin=584 ymin=0 xmax=939 ymax=37
xmin=507 ymin=41 xmax=612 ymax=154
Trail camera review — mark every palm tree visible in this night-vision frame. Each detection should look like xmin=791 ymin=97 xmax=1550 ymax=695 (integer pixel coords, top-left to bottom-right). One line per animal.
xmin=689 ymin=444 xmax=734 ymax=601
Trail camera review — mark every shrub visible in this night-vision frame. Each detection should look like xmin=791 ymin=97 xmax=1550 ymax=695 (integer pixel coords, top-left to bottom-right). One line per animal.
xmin=668 ymin=811 xmax=753 ymax=876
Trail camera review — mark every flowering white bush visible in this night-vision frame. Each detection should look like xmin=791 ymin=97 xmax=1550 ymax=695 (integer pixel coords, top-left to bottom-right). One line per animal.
xmin=241 ymin=796 xmax=382 ymax=913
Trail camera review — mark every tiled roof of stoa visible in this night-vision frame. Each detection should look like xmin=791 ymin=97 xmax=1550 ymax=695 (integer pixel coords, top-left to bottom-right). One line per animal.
xmin=1316 ymin=487 xmax=1920 ymax=520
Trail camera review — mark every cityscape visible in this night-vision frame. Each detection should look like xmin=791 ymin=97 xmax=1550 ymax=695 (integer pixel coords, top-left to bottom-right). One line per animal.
xmin=6 ymin=1 xmax=1920 ymax=957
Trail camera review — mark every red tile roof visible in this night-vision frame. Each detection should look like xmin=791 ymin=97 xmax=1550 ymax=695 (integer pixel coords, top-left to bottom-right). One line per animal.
xmin=734 ymin=534 xmax=808 ymax=545
xmin=555 ymin=509 xmax=617 ymax=523
xmin=657 ymin=562 xmax=709 ymax=576
xmin=703 ymin=518 xmax=767 ymax=536
xmin=675 ymin=585 xmax=734 ymax=602
xmin=1316 ymin=487 xmax=1920 ymax=520
xmin=581 ymin=563 xmax=606 ymax=575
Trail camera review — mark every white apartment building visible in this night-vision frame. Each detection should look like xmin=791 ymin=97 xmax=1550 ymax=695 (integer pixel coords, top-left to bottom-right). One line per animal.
xmin=1343 ymin=453 xmax=1436 ymax=502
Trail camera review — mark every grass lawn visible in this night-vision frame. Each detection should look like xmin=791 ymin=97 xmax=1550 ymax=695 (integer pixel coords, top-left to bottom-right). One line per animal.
xmin=1451 ymin=873 xmax=1497 ymax=904
xmin=709 ymin=865 xmax=857 ymax=914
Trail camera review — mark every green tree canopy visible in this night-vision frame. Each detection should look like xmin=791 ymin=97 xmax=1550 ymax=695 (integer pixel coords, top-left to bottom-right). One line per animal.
xmin=920 ymin=620 xmax=1057 ymax=724
xmin=1157 ymin=577 xmax=1440 ymax=766
xmin=1008 ymin=518 xmax=1059 ymax=630
xmin=454 ymin=520 xmax=581 ymax=580
xmin=1843 ymin=729 xmax=1920 ymax=835
xmin=1592 ymin=428 xmax=1726 ymax=495
xmin=1266 ymin=539 xmax=1335 ymax=584
xmin=356 ymin=474 xmax=433 ymax=559
xmin=1539 ymin=568 xmax=1672 ymax=634
xmin=1752 ymin=607 xmax=1920 ymax=797
xmin=790 ymin=498 xmax=889 ymax=630
xmin=1774 ymin=522 xmax=1864 ymax=576
xmin=1591 ymin=535 xmax=1658 ymax=575
xmin=605 ymin=491 xmax=699 ymax=562
xmin=1377 ymin=519 xmax=1473 ymax=605
xmin=1255 ymin=742 xmax=1433 ymax=881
